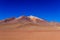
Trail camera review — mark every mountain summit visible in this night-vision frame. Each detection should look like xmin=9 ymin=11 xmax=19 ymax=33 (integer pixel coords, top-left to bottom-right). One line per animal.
xmin=29 ymin=15 xmax=44 ymax=21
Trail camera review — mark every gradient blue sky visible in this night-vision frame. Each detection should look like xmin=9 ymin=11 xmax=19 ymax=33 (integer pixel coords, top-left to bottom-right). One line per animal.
xmin=0 ymin=0 xmax=60 ymax=22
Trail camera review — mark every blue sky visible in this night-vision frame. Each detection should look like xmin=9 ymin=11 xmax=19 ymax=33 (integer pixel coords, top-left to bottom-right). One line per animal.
xmin=0 ymin=0 xmax=60 ymax=22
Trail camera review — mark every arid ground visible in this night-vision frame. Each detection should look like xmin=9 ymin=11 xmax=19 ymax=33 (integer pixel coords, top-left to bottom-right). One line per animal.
xmin=0 ymin=30 xmax=60 ymax=40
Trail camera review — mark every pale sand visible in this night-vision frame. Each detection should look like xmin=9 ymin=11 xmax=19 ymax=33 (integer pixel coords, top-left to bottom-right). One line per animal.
xmin=0 ymin=31 xmax=60 ymax=40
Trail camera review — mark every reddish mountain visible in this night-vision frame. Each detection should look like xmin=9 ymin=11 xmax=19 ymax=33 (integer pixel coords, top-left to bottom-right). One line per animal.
xmin=0 ymin=16 xmax=48 ymax=24
xmin=0 ymin=15 xmax=60 ymax=30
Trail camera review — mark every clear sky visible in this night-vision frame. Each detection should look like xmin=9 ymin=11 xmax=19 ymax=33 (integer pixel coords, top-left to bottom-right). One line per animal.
xmin=0 ymin=0 xmax=60 ymax=22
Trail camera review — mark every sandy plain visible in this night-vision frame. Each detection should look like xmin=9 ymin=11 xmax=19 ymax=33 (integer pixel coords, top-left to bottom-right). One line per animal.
xmin=0 ymin=30 xmax=60 ymax=40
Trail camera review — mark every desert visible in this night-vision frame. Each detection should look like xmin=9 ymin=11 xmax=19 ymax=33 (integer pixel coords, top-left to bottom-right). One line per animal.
xmin=0 ymin=16 xmax=60 ymax=40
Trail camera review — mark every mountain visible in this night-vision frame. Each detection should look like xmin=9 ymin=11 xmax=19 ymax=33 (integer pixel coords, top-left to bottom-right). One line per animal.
xmin=0 ymin=15 xmax=60 ymax=30
xmin=0 ymin=15 xmax=47 ymax=24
